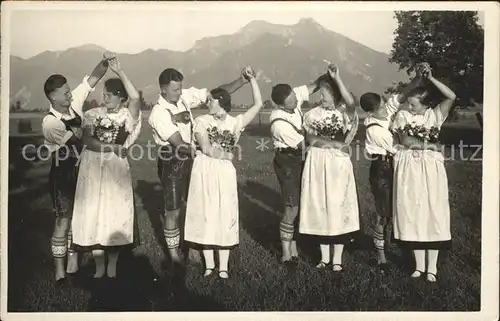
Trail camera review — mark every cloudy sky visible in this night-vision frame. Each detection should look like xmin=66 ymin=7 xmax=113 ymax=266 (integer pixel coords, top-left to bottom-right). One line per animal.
xmin=9 ymin=4 xmax=485 ymax=59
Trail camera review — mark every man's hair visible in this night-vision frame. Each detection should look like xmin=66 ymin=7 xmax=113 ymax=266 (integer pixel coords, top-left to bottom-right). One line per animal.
xmin=210 ymin=87 xmax=232 ymax=112
xmin=159 ymin=68 xmax=184 ymax=87
xmin=359 ymin=92 xmax=382 ymax=113
xmin=43 ymin=74 xmax=67 ymax=99
xmin=271 ymin=84 xmax=292 ymax=106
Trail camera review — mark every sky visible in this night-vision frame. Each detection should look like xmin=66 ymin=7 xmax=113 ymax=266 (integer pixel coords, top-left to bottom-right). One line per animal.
xmin=9 ymin=6 xmax=485 ymax=59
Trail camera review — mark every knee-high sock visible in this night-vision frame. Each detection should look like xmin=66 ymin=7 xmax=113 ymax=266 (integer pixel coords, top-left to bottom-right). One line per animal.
xmin=51 ymin=235 xmax=67 ymax=259
xmin=164 ymin=228 xmax=181 ymax=250
xmin=373 ymin=229 xmax=385 ymax=251
xmin=279 ymin=222 xmax=294 ymax=242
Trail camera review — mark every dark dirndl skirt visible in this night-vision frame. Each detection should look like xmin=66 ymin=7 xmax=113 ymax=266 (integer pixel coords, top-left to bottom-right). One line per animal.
xmin=48 ymin=154 xmax=79 ymax=218
xmin=157 ymin=145 xmax=194 ymax=211
xmin=369 ymin=154 xmax=394 ymax=222
xmin=273 ymin=147 xmax=304 ymax=207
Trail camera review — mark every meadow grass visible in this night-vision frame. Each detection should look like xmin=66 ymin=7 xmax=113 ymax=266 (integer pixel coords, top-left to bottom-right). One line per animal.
xmin=7 ymin=113 xmax=482 ymax=311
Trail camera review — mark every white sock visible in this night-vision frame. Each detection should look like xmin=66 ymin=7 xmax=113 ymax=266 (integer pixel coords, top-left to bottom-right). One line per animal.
xmin=320 ymin=244 xmax=330 ymax=263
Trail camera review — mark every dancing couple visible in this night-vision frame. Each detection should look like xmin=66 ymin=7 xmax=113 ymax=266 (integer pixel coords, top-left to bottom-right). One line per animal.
xmin=270 ymin=65 xmax=359 ymax=271
xmin=43 ymin=53 xmax=143 ymax=282
xmin=148 ymin=65 xmax=263 ymax=278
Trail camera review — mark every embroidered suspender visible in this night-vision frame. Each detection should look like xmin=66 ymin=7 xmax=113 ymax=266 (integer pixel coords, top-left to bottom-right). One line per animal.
xmin=269 ymin=118 xmax=305 ymax=136
xmin=165 ymin=104 xmax=194 ymax=143
xmin=48 ymin=111 xmax=82 ymax=132
xmin=270 ymin=108 xmax=305 ymax=136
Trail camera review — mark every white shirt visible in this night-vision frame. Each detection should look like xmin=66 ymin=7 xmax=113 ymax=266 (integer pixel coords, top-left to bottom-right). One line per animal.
xmin=148 ymin=87 xmax=209 ymax=146
xmin=42 ymin=75 xmax=94 ymax=154
xmin=269 ymin=85 xmax=309 ymax=149
xmin=363 ymin=94 xmax=400 ymax=155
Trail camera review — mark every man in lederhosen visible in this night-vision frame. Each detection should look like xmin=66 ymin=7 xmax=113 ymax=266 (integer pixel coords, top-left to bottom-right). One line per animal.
xmin=149 ymin=66 xmax=253 ymax=273
xmin=269 ymin=68 xmax=332 ymax=266
xmin=42 ymin=53 xmax=111 ymax=283
xmin=359 ymin=74 xmax=423 ymax=273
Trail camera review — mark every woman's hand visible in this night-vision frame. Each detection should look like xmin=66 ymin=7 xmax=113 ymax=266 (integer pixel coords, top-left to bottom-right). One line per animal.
xmin=108 ymin=57 xmax=123 ymax=75
xmin=328 ymin=64 xmax=340 ymax=81
xmin=422 ymin=65 xmax=433 ymax=80
xmin=242 ymin=66 xmax=256 ymax=81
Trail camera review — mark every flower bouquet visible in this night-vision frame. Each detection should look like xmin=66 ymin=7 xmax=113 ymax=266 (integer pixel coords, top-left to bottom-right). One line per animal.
xmin=92 ymin=115 xmax=129 ymax=145
xmin=309 ymin=113 xmax=346 ymax=142
xmin=207 ymin=126 xmax=236 ymax=152
xmin=396 ymin=122 xmax=440 ymax=143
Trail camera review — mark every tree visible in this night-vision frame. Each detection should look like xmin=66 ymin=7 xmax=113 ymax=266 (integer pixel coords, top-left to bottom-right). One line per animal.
xmin=388 ymin=11 xmax=484 ymax=104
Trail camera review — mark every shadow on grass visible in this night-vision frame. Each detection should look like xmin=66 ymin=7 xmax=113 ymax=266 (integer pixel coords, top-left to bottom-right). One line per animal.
xmin=134 ymin=180 xmax=169 ymax=258
xmin=8 ymin=176 xmax=53 ymax=311
xmin=238 ymin=180 xmax=321 ymax=264
xmin=85 ymin=233 xmax=226 ymax=311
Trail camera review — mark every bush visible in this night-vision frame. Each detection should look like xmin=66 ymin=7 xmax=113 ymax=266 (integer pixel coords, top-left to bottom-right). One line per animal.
xmin=18 ymin=119 xmax=33 ymax=134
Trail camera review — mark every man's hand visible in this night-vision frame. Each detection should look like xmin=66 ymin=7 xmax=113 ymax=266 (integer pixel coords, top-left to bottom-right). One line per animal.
xmin=103 ymin=52 xmax=117 ymax=61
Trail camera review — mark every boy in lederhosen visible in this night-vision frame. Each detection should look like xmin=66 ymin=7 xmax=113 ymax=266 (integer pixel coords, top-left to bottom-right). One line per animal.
xmin=42 ymin=54 xmax=110 ymax=283
xmin=269 ymin=69 xmax=332 ymax=266
xmin=359 ymin=75 xmax=423 ymax=272
xmin=148 ymin=67 xmax=252 ymax=274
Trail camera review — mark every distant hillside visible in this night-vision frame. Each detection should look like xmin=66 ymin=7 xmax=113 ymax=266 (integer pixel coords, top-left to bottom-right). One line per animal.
xmin=9 ymin=17 xmax=408 ymax=110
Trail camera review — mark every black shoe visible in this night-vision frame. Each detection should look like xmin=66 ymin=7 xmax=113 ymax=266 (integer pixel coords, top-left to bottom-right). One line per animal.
xmin=55 ymin=277 xmax=68 ymax=288
xmin=282 ymin=258 xmax=298 ymax=268
xmin=377 ymin=262 xmax=390 ymax=274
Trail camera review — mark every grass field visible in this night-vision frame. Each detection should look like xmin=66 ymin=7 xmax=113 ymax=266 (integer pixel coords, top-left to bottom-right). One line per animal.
xmin=7 ymin=111 xmax=482 ymax=312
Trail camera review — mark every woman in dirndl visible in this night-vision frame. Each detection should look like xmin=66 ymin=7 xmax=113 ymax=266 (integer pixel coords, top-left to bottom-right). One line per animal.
xmin=299 ymin=65 xmax=360 ymax=272
xmin=71 ymin=56 xmax=142 ymax=279
xmin=184 ymin=67 xmax=263 ymax=279
xmin=390 ymin=64 xmax=456 ymax=282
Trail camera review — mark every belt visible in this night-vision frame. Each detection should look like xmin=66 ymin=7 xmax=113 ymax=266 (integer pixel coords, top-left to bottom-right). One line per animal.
xmin=369 ymin=154 xmax=393 ymax=162
xmin=276 ymin=147 xmax=302 ymax=155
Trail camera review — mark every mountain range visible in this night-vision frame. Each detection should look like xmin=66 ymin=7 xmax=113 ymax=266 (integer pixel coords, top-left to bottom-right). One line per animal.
xmin=9 ymin=18 xmax=409 ymax=110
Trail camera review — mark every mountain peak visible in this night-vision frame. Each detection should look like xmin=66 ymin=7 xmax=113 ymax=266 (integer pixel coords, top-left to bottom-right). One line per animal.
xmin=297 ymin=17 xmax=321 ymax=26
xmin=238 ymin=20 xmax=279 ymax=34
xmin=70 ymin=44 xmax=108 ymax=52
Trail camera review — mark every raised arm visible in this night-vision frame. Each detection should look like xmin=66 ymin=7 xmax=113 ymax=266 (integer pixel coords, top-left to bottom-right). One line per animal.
xmin=108 ymin=57 xmax=141 ymax=120
xmin=306 ymin=72 xmax=330 ymax=95
xmin=424 ymin=68 xmax=456 ymax=118
xmin=328 ymin=65 xmax=355 ymax=111
xmin=86 ymin=52 xmax=113 ymax=88
xmin=216 ymin=66 xmax=252 ymax=95
xmin=239 ymin=69 xmax=263 ymax=129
